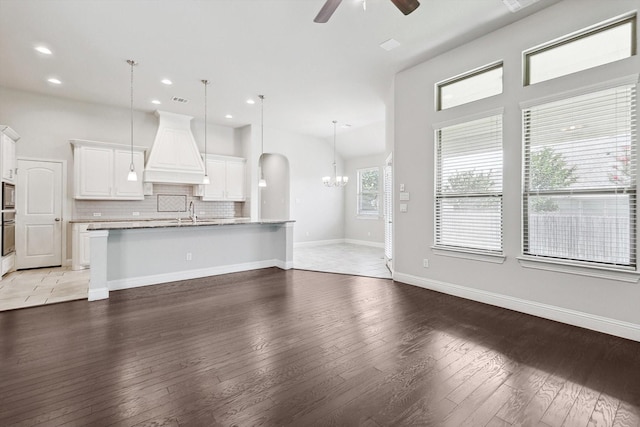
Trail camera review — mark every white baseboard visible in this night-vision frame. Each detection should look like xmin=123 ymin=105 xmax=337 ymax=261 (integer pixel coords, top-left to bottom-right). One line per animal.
xmin=393 ymin=272 xmax=640 ymax=343
xmin=108 ymin=259 xmax=283 ymax=292
xmin=294 ymin=238 xmax=384 ymax=249
xmin=294 ymin=239 xmax=345 ymax=248
xmin=275 ymin=259 xmax=294 ymax=270
xmin=344 ymin=239 xmax=384 ymax=248
xmin=88 ymin=287 xmax=109 ymax=301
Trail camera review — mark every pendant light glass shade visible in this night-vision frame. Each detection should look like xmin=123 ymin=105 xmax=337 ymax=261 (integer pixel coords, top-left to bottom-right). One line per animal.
xmin=202 ymin=79 xmax=210 ymax=185
xmin=323 ymin=120 xmax=348 ymax=187
xmin=258 ymin=94 xmax=267 ymax=188
xmin=126 ymin=59 xmax=138 ymax=182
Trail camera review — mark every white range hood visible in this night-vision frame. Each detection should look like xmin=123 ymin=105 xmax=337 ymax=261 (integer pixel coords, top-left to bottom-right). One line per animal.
xmin=144 ymin=110 xmax=205 ymax=184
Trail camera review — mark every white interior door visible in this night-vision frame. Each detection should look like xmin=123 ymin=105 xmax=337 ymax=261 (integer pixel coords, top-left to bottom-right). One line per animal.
xmin=16 ymin=159 xmax=63 ymax=269
xmin=384 ymin=154 xmax=393 ymax=272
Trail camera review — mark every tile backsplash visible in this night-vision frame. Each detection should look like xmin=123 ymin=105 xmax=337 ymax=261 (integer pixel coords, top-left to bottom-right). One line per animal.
xmin=74 ymin=184 xmax=242 ymax=220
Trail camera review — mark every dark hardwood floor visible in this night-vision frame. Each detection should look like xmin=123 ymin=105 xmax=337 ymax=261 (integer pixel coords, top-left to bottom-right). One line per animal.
xmin=1 ymin=268 xmax=639 ymax=427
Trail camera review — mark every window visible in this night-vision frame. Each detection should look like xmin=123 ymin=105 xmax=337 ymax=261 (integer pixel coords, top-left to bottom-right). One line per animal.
xmin=357 ymin=167 xmax=380 ymax=217
xmin=435 ymin=113 xmax=503 ymax=253
xmin=522 ymin=83 xmax=637 ymax=268
xmin=437 ymin=62 xmax=503 ymax=110
xmin=525 ymin=15 xmax=636 ymax=86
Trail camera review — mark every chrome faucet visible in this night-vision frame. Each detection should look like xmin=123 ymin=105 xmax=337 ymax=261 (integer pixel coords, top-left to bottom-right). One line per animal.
xmin=188 ymin=201 xmax=197 ymax=223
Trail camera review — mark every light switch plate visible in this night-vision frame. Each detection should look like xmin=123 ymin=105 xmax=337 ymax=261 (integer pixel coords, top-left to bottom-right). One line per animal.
xmin=400 ymin=192 xmax=410 ymax=201
xmin=400 ymin=184 xmax=405 ymax=192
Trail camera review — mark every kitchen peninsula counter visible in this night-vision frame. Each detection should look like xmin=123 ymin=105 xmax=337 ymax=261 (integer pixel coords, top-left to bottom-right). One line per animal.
xmin=88 ymin=219 xmax=294 ymax=301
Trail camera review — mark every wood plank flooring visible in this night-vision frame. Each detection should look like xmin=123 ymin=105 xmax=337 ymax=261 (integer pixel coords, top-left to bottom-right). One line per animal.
xmin=1 ymin=267 xmax=639 ymax=426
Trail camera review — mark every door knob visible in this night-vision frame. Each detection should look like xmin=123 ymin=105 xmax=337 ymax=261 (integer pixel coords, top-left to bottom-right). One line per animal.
xmin=54 ymin=218 xmax=61 ymax=222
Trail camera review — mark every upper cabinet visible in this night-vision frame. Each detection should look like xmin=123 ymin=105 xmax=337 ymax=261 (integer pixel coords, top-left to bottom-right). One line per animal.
xmin=196 ymin=155 xmax=246 ymax=201
xmin=0 ymin=126 xmax=20 ymax=184
xmin=71 ymin=140 xmax=146 ymax=200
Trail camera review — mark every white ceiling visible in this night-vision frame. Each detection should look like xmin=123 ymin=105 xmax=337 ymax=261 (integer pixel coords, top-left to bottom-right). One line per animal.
xmin=0 ymin=0 xmax=559 ymax=158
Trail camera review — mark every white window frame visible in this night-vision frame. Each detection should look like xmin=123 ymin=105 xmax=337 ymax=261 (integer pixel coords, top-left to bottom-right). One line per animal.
xmin=518 ymin=76 xmax=639 ymax=282
xmin=523 ymin=13 xmax=636 ymax=86
xmin=436 ymin=61 xmax=503 ymax=111
xmin=432 ymin=109 xmax=504 ymax=261
xmin=356 ymin=167 xmax=380 ymax=218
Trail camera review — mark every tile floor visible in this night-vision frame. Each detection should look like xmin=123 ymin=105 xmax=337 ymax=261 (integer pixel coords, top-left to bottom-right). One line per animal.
xmin=0 ymin=267 xmax=89 ymax=312
xmin=294 ymin=242 xmax=392 ymax=279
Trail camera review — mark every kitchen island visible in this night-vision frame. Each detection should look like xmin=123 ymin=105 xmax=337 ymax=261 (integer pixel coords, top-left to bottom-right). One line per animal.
xmin=87 ymin=219 xmax=294 ymax=300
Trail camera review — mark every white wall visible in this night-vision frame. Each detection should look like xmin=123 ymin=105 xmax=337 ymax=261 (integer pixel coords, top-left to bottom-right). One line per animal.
xmin=263 ymin=127 xmax=345 ymax=243
xmin=394 ymin=0 xmax=640 ymax=340
xmin=344 ymin=153 xmax=386 ymax=245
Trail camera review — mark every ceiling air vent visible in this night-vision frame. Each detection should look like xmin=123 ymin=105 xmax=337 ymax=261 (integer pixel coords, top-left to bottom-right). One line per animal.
xmin=502 ymin=0 xmax=540 ymax=12
xmin=171 ymin=96 xmax=189 ymax=104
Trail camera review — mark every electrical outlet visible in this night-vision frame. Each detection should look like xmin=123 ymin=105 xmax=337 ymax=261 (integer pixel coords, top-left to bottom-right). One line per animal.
xmin=186 ymin=252 xmax=192 ymax=261
xmin=400 ymin=204 xmax=408 ymax=213
xmin=423 ymin=259 xmax=429 ymax=268
xmin=93 ymin=212 xmax=102 ymax=217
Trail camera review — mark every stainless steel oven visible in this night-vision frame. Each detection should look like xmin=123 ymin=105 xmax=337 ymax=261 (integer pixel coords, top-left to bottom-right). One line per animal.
xmin=2 ymin=182 xmax=16 ymax=256
xmin=2 ymin=211 xmax=15 ymax=256
xmin=3 ymin=182 xmax=15 ymax=209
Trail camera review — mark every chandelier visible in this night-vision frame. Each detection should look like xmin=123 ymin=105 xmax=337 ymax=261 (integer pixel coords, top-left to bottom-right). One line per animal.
xmin=322 ymin=120 xmax=348 ymax=187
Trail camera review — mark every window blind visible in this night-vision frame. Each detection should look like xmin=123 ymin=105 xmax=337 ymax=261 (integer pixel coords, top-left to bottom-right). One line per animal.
xmin=435 ymin=114 xmax=503 ymax=253
xmin=523 ymin=84 xmax=637 ymax=267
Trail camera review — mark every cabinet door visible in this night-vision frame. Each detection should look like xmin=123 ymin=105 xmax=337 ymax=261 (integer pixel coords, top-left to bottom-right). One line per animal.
xmin=113 ymin=149 xmax=145 ymax=199
xmin=76 ymin=146 xmax=113 ymax=198
xmin=202 ymin=159 xmax=226 ymax=200
xmin=1 ymin=135 xmax=16 ymax=183
xmin=79 ymin=231 xmax=91 ymax=267
xmin=225 ymin=160 xmax=246 ymax=201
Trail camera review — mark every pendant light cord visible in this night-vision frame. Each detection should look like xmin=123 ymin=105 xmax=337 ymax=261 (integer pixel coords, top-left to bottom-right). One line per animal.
xmin=259 ymin=95 xmax=265 ymax=155
xmin=127 ymin=59 xmax=137 ymax=167
xmin=332 ymin=120 xmax=337 ymax=177
xmin=202 ymin=80 xmax=209 ymax=176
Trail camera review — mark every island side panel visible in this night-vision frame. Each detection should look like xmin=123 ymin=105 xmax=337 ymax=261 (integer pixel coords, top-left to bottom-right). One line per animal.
xmin=88 ymin=230 xmax=110 ymax=300
xmin=105 ymin=223 xmax=292 ymax=291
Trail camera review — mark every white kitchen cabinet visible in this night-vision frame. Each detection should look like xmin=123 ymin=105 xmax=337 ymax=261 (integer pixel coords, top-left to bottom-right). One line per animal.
xmin=0 ymin=126 xmax=19 ymax=184
xmin=72 ymin=223 xmax=91 ymax=270
xmin=196 ymin=155 xmax=246 ymax=201
xmin=71 ymin=140 xmax=146 ymax=200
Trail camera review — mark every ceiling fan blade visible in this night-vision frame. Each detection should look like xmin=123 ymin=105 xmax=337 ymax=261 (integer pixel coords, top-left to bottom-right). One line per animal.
xmin=314 ymin=0 xmax=342 ymax=23
xmin=389 ymin=0 xmax=420 ymax=15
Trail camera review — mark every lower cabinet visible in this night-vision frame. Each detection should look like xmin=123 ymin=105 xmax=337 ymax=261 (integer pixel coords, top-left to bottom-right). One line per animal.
xmin=72 ymin=223 xmax=91 ymax=270
xmin=1 ymin=253 xmax=15 ymax=276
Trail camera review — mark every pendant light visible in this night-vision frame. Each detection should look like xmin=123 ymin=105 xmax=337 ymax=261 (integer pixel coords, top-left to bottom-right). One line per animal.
xmin=126 ymin=59 xmax=138 ymax=182
xmin=322 ymin=120 xmax=348 ymax=187
xmin=201 ymin=79 xmax=210 ymax=185
xmin=258 ymin=94 xmax=267 ymax=188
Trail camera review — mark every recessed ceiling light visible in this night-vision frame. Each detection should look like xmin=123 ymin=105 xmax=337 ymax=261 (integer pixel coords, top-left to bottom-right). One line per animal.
xmin=380 ymin=38 xmax=401 ymax=51
xmin=35 ymin=46 xmax=52 ymax=55
xmin=341 ymin=124 xmax=352 ymax=128
xmin=225 ymin=114 xmax=233 ymax=119
xmin=47 ymin=78 xmax=62 ymax=85
xmin=246 ymin=99 xmax=255 ymax=105
xmin=161 ymin=79 xmax=173 ymax=85
xmin=151 ymin=99 xmax=161 ymax=105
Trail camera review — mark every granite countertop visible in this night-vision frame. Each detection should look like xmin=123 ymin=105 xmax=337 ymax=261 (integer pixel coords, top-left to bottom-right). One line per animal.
xmin=86 ymin=218 xmax=294 ymax=231
xmin=70 ymin=217 xmax=248 ymax=224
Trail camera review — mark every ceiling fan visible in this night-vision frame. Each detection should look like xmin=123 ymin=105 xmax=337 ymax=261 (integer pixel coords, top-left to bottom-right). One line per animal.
xmin=314 ymin=0 xmax=420 ymax=23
